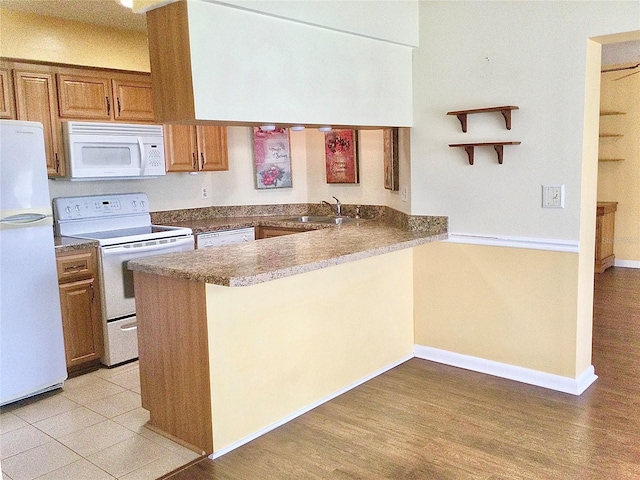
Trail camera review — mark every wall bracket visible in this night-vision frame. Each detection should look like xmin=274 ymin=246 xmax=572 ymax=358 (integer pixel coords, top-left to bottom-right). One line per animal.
xmin=447 ymin=106 xmax=519 ymax=132
xmin=448 ymin=142 xmax=521 ymax=165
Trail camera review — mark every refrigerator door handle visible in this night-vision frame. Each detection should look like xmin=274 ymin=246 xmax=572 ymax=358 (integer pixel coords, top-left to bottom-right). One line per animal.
xmin=0 ymin=213 xmax=49 ymax=224
xmin=0 ymin=213 xmax=53 ymax=230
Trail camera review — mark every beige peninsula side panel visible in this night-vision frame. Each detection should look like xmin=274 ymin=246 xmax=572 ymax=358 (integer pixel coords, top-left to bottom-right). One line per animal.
xmin=206 ymin=248 xmax=414 ymax=452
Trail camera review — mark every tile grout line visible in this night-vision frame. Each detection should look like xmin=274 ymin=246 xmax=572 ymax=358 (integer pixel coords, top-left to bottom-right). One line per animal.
xmin=2 ymin=362 xmax=196 ymax=479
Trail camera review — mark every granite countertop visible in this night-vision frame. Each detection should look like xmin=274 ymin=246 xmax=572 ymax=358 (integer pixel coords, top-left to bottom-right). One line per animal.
xmin=54 ymin=236 xmax=98 ymax=253
xmin=128 ymin=218 xmax=447 ymax=287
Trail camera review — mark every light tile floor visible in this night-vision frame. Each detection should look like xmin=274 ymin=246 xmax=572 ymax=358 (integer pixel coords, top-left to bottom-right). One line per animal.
xmin=1 ymin=362 xmax=200 ymax=480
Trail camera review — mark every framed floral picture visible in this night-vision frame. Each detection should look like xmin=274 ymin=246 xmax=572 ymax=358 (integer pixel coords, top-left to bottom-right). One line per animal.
xmin=383 ymin=128 xmax=399 ymax=191
xmin=253 ymin=127 xmax=293 ymax=189
xmin=325 ymin=129 xmax=359 ymax=184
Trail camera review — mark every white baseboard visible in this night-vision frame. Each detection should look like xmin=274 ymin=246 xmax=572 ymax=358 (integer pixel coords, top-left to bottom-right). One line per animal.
xmin=209 ymin=353 xmax=414 ymax=460
xmin=614 ymin=259 xmax=640 ymax=269
xmin=414 ymin=345 xmax=597 ymax=396
xmin=446 ymin=234 xmax=579 ymax=253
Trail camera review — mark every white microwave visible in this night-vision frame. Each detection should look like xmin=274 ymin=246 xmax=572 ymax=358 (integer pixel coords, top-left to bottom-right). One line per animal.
xmin=61 ymin=121 xmax=165 ymax=180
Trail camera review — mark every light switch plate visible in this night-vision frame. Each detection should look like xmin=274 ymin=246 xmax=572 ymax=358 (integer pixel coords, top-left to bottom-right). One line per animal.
xmin=542 ymin=185 xmax=564 ymax=208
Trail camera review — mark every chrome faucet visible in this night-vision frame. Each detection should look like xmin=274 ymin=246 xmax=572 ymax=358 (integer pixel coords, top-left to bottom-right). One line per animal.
xmin=322 ymin=196 xmax=342 ymax=216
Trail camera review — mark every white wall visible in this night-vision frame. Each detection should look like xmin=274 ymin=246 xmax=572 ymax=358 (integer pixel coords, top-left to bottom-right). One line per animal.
xmin=411 ymin=1 xmax=639 ymax=384
xmin=411 ymin=1 xmax=640 ymax=241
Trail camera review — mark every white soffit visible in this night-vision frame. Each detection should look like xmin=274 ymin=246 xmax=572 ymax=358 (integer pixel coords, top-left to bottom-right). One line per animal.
xmin=206 ymin=0 xmax=419 ymax=47
xmin=186 ymin=0 xmax=414 ymax=126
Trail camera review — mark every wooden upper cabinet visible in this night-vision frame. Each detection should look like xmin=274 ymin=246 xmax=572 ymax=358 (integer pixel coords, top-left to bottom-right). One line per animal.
xmin=164 ymin=124 xmax=199 ymax=172
xmin=0 ymin=68 xmax=15 ymax=119
xmin=164 ymin=124 xmax=228 ymax=172
xmin=197 ymin=125 xmax=228 ymax=171
xmin=57 ymin=73 xmax=154 ymax=122
xmin=57 ymin=74 xmax=111 ymax=120
xmin=14 ymin=70 xmax=64 ymax=176
xmin=112 ymin=79 xmax=155 ymax=122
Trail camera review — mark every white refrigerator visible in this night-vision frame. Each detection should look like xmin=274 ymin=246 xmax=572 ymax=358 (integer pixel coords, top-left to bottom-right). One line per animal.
xmin=0 ymin=120 xmax=67 ymax=406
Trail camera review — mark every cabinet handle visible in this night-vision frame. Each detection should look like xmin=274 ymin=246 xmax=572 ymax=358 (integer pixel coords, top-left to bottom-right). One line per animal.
xmin=200 ymin=152 xmax=205 ymax=169
xmin=192 ymin=152 xmax=197 ymax=170
xmin=117 ymin=97 xmax=121 ymax=117
xmin=90 ymin=283 xmax=95 ymax=302
xmin=55 ymin=153 xmax=60 ymax=172
xmin=106 ymin=96 xmax=110 ymax=115
xmin=63 ymin=263 xmax=86 ymax=272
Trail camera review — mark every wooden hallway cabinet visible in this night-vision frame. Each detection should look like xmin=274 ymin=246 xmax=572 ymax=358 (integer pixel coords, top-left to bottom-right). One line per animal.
xmin=595 ymin=202 xmax=617 ymax=274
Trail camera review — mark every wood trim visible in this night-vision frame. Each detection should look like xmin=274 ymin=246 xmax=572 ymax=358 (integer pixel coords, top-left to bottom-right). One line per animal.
xmin=0 ymin=68 xmax=15 ymax=118
xmin=146 ymin=0 xmax=195 ymax=123
xmin=134 ymin=272 xmax=213 ymax=454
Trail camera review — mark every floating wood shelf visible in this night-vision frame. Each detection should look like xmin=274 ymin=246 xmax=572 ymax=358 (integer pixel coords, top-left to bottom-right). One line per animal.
xmin=600 ymin=111 xmax=626 ymax=116
xmin=598 ymin=158 xmax=625 ymax=162
xmin=599 ymin=134 xmax=623 ymax=138
xmin=447 ymin=106 xmax=519 ymax=132
xmin=449 ymin=142 xmax=521 ymax=165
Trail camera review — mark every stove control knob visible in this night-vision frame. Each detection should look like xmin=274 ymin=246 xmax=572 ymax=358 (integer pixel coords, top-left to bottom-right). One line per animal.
xmin=140 ymin=200 xmax=145 ymax=208
xmin=132 ymin=200 xmax=137 ymax=208
xmin=65 ymin=206 xmax=71 ymax=214
xmin=75 ymin=205 xmax=81 ymax=212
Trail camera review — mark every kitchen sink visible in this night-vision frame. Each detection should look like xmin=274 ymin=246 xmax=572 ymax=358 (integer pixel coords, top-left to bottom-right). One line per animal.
xmin=283 ymin=215 xmax=355 ymax=224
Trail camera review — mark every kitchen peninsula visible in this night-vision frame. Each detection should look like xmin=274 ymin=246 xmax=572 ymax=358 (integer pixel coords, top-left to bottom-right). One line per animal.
xmin=128 ymin=208 xmax=446 ymax=457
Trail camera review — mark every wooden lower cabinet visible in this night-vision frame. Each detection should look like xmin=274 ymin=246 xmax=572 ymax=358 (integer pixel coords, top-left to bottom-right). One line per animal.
xmin=256 ymin=226 xmax=304 ymax=239
xmin=56 ymin=248 xmax=104 ymax=375
xmin=595 ymin=202 xmax=617 ymax=274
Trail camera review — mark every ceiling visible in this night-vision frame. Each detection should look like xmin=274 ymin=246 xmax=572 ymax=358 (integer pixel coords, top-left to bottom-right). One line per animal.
xmin=0 ymin=0 xmax=147 ymax=32
xmin=0 ymin=0 xmax=638 ymax=66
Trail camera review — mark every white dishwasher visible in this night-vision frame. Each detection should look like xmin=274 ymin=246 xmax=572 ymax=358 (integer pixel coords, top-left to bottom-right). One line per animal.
xmin=196 ymin=227 xmax=255 ymax=248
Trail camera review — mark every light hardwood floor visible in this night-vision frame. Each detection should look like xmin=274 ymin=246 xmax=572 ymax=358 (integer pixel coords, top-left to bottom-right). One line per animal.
xmin=164 ymin=267 xmax=640 ymax=480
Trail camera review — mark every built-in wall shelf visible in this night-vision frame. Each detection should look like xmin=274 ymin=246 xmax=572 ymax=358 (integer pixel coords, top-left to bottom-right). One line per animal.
xmin=449 ymin=141 xmax=521 ymax=165
xmin=447 ymin=106 xmax=519 ymax=132
xmin=598 ymin=158 xmax=625 ymax=162
xmin=599 ymin=133 xmax=624 ymax=138
xmin=600 ymin=111 xmax=626 ymax=116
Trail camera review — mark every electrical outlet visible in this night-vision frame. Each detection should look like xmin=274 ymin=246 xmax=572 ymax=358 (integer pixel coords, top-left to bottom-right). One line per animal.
xmin=542 ymin=185 xmax=564 ymax=208
xmin=201 ymin=187 xmax=209 ymax=199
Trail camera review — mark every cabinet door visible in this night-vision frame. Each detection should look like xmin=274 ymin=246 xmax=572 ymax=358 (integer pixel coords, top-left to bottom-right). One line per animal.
xmin=197 ymin=125 xmax=228 ymax=171
xmin=0 ymin=68 xmax=15 ymax=119
xmin=112 ymin=79 xmax=155 ymax=122
xmin=164 ymin=124 xmax=198 ymax=172
xmin=59 ymin=278 xmax=104 ymax=368
xmin=14 ymin=71 xmax=64 ymax=176
xmin=57 ymin=74 xmax=111 ymax=119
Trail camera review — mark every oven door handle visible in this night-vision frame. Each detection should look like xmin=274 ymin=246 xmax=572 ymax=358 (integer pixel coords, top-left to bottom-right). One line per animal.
xmin=101 ymin=238 xmax=193 ymax=256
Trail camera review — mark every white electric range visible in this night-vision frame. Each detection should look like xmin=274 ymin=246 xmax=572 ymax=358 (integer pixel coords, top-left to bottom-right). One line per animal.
xmin=54 ymin=193 xmax=194 ymax=366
